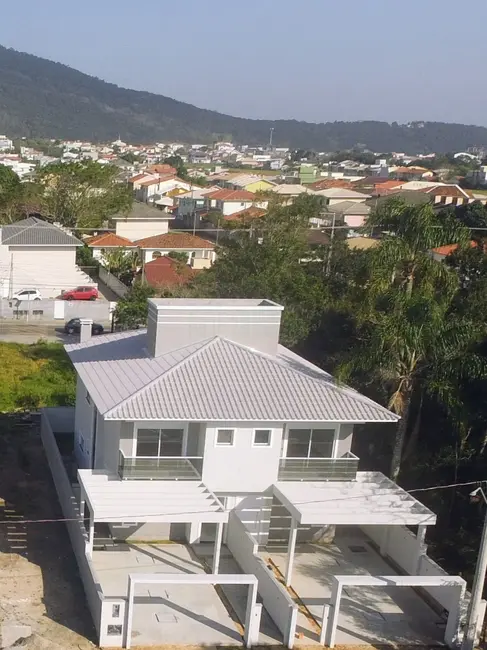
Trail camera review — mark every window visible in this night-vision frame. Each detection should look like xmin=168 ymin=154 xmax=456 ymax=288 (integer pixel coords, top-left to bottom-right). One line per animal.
xmin=107 ymin=625 xmax=122 ymax=636
xmin=136 ymin=428 xmax=184 ymax=457
xmin=112 ymin=604 xmax=120 ymax=618
xmin=216 ymin=429 xmax=234 ymax=446
xmin=286 ymin=428 xmax=335 ymax=459
xmin=253 ymin=429 xmax=271 ymax=447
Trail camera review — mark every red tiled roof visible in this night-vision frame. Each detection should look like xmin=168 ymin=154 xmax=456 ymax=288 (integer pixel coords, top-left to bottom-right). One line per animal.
xmin=223 ymin=207 xmax=267 ymax=222
xmin=148 ymin=164 xmax=177 ymax=175
xmin=422 ymin=185 xmax=472 ymax=199
xmin=128 ymin=173 xmax=147 ymax=183
xmin=206 ymin=189 xmax=255 ymax=201
xmin=86 ymin=233 xmax=135 ymax=248
xmin=308 ymin=179 xmax=352 ymax=191
xmin=143 ymin=256 xmax=196 ymax=288
xmin=135 ymin=232 xmax=215 ymax=249
xmin=431 ymin=241 xmax=477 ymax=256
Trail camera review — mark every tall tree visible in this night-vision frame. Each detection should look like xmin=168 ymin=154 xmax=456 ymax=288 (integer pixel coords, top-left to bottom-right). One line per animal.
xmin=36 ymin=161 xmax=132 ymax=228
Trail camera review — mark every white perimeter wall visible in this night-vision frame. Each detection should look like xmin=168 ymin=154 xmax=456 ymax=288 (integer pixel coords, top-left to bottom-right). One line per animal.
xmin=227 ymin=510 xmax=297 ymax=648
xmin=11 ymin=246 xmax=82 ymax=297
xmin=41 ymin=409 xmax=125 ymax=647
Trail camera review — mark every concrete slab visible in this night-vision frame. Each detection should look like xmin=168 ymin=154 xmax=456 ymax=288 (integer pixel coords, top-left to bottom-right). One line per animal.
xmin=192 ymin=544 xmax=282 ymax=645
xmin=92 ymin=544 xmax=243 ymax=646
xmin=262 ymin=528 xmax=445 ymax=647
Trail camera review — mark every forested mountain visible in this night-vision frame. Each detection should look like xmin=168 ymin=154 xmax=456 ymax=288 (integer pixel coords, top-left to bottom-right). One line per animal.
xmin=1 ymin=44 xmax=487 ymax=153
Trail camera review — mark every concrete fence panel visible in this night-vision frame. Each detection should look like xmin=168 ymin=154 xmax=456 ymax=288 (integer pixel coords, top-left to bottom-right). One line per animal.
xmin=99 ymin=266 xmax=129 ymax=298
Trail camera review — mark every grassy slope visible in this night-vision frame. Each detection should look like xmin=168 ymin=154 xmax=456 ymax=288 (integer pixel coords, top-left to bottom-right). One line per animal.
xmin=0 ymin=341 xmax=76 ymax=411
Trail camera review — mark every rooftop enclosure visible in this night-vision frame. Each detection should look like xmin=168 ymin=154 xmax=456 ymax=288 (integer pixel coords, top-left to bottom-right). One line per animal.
xmin=146 ymin=298 xmax=284 ymax=357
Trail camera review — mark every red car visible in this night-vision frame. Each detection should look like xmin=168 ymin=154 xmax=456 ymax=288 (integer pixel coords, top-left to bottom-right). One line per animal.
xmin=62 ymin=286 xmax=99 ymax=301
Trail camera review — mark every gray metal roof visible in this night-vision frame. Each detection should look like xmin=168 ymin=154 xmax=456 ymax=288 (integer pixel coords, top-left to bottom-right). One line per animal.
xmin=66 ymin=331 xmax=398 ymax=423
xmin=327 ymin=201 xmax=371 ymax=215
xmin=1 ymin=217 xmax=82 ymax=247
xmin=111 ymin=201 xmax=173 ymax=220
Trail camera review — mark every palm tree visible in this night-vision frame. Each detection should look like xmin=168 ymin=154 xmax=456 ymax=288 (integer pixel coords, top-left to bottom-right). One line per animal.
xmin=339 ymin=292 xmax=486 ymax=480
xmin=338 ymin=199 xmax=486 ymax=480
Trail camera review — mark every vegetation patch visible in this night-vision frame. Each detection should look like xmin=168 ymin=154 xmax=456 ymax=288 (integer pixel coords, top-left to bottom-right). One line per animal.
xmin=0 ymin=341 xmax=76 ymax=411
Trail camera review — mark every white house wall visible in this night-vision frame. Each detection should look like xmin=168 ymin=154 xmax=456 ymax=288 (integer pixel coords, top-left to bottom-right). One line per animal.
xmin=202 ymin=421 xmax=284 ymax=493
xmin=10 ymin=246 xmax=83 ymax=297
xmin=115 ymin=219 xmax=169 ymax=240
xmin=74 ymin=377 xmax=95 ymax=468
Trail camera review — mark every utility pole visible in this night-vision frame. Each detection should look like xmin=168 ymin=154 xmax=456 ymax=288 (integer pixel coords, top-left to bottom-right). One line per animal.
xmin=463 ymin=485 xmax=487 ymax=650
xmin=269 ymin=127 xmax=274 ymax=149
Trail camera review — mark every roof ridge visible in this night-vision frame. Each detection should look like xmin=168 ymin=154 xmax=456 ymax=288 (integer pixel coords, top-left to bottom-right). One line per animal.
xmin=104 ymin=336 xmax=220 ymax=417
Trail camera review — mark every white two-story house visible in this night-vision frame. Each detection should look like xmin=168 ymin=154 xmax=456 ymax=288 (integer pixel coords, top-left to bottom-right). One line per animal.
xmin=40 ymin=298 xmax=473 ymax=649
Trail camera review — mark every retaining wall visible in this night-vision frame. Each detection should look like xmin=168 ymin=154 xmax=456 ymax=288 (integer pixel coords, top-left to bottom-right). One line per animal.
xmin=227 ymin=510 xmax=298 ymax=648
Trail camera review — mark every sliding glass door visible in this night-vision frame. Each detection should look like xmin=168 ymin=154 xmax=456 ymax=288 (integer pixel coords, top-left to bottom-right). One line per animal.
xmin=135 ymin=428 xmax=184 ymax=457
xmin=286 ymin=428 xmax=336 ymax=459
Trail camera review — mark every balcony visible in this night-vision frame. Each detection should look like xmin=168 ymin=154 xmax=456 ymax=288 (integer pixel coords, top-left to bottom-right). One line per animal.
xmin=277 ymin=452 xmax=359 ymax=482
xmin=118 ymin=451 xmax=203 ymax=480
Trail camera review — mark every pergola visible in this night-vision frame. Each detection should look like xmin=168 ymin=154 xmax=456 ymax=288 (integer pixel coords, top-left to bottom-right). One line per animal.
xmin=273 ymin=471 xmax=437 ymax=586
xmin=78 ymin=470 xmax=228 ymax=572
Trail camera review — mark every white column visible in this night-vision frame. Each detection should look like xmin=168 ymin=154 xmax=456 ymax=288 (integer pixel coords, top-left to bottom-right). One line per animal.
xmin=244 ymin=581 xmax=258 ymax=648
xmin=415 ymin=525 xmax=427 ymax=574
xmin=125 ymin=575 xmax=135 ymax=649
xmin=325 ymin=578 xmax=343 ymax=648
xmin=379 ymin=527 xmax=390 ymax=557
xmin=285 ymin=517 xmax=298 ymax=587
xmin=212 ymin=522 xmax=224 ymax=574
xmin=87 ymin=507 xmax=95 ymax=558
xmin=79 ymin=484 xmax=85 ymax=523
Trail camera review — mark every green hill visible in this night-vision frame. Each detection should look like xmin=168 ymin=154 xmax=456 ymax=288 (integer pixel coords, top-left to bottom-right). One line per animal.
xmin=1 ymin=44 xmax=487 ymax=153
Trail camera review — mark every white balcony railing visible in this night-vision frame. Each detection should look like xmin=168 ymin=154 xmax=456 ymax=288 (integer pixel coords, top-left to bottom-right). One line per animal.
xmin=278 ymin=452 xmax=359 ymax=481
xmin=118 ymin=451 xmax=203 ymax=480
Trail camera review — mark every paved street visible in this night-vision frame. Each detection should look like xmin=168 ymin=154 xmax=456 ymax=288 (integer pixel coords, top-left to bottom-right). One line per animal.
xmin=0 ymin=321 xmax=112 ymax=344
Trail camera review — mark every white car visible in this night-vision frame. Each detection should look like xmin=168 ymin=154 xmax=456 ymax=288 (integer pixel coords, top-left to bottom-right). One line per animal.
xmin=12 ymin=288 xmax=42 ymax=301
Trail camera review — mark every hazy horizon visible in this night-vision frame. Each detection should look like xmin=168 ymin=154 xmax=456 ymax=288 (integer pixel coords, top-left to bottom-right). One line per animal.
xmin=1 ymin=0 xmax=486 ymax=127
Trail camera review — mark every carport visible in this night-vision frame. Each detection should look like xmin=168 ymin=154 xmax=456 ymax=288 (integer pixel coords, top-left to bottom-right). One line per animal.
xmin=272 ymin=471 xmax=436 ymax=587
xmin=78 ymin=470 xmax=228 ymax=572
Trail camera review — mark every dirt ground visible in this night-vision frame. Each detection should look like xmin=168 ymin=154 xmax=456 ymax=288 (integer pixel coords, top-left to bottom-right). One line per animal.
xmin=0 ymin=413 xmax=96 ymax=650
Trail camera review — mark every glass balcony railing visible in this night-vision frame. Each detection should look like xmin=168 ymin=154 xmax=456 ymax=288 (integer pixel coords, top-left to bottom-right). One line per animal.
xmin=118 ymin=451 xmax=203 ymax=480
xmin=278 ymin=452 xmax=359 ymax=481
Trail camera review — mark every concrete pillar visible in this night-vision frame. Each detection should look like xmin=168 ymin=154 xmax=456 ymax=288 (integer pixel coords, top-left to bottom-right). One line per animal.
xmin=212 ymin=522 xmax=224 ymax=574
xmin=125 ymin=575 xmax=135 ymax=649
xmin=80 ymin=318 xmax=93 ymax=343
xmin=79 ymin=484 xmax=86 ymax=526
xmin=325 ymin=578 xmax=343 ymax=648
xmin=244 ymin=581 xmax=258 ymax=648
xmin=415 ymin=525 xmax=427 ymax=574
xmin=285 ymin=517 xmax=298 ymax=587
xmin=379 ymin=526 xmax=390 ymax=557
xmin=186 ymin=522 xmax=201 ymax=544
xmin=87 ymin=507 xmax=95 ymax=557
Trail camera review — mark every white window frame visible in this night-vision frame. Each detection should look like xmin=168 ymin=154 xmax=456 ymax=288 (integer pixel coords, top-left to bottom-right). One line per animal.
xmin=215 ymin=428 xmax=235 ymax=447
xmin=132 ymin=422 xmax=189 ymax=457
xmin=252 ymin=428 xmax=272 ymax=447
xmin=282 ymin=423 xmax=341 ymax=459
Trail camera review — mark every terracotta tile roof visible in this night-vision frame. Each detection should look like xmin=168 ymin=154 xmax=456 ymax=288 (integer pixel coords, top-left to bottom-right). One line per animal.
xmin=135 ymin=232 xmax=215 ymax=249
xmin=86 ymin=233 xmax=135 ymax=248
xmin=431 ymin=241 xmax=477 ymax=256
xmin=139 ymin=174 xmax=176 ymax=187
xmin=206 ymin=189 xmax=256 ymax=201
xmin=128 ymin=173 xmax=148 ymax=183
xmin=394 ymin=166 xmax=432 ymax=174
xmin=143 ymin=256 xmax=196 ymax=288
xmin=422 ymin=185 xmax=472 ymax=199
xmin=308 ymin=178 xmax=353 ymax=191
xmin=147 ymin=164 xmax=177 ymax=175
xmin=223 ymin=207 xmax=267 ymax=222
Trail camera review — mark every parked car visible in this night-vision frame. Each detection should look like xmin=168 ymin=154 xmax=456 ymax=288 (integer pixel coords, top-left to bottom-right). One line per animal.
xmin=64 ymin=318 xmax=104 ymax=335
xmin=12 ymin=288 xmax=42 ymax=301
xmin=62 ymin=286 xmax=99 ymax=301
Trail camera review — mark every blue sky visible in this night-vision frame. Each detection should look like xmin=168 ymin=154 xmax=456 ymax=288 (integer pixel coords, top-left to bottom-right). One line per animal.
xmin=0 ymin=0 xmax=486 ymax=125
